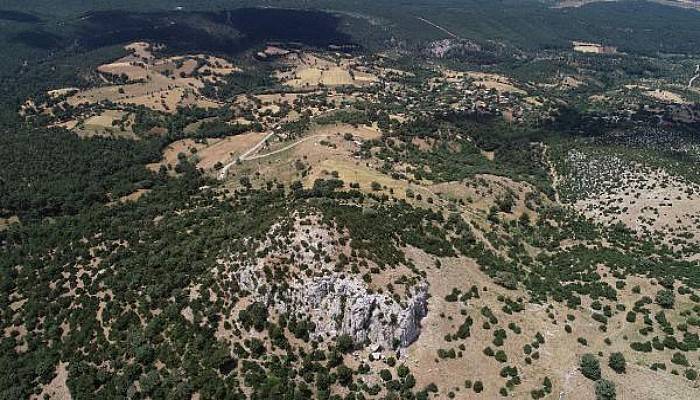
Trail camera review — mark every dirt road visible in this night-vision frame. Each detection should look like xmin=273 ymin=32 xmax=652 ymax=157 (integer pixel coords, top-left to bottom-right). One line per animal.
xmin=218 ymin=131 xmax=275 ymax=180
xmin=688 ymin=64 xmax=699 ymax=89
xmin=243 ymin=134 xmax=333 ymax=162
xmin=416 ymin=17 xmax=459 ymax=39
xmin=217 ymin=133 xmax=333 ymax=180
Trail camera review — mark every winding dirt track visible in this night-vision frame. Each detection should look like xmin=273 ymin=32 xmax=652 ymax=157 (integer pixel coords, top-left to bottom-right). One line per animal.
xmin=218 ymin=131 xmax=275 ymax=180
xmin=217 ymin=133 xmax=333 ymax=180
xmin=244 ymin=134 xmax=333 ymax=161
xmin=688 ymin=64 xmax=700 ymax=89
xmin=416 ymin=17 xmax=459 ymax=39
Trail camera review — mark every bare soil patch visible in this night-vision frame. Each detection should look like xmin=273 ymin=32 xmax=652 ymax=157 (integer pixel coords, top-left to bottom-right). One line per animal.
xmin=0 ymin=215 xmax=19 ymax=231
xmin=195 ymin=132 xmax=269 ymax=171
xmin=31 ymin=362 xmax=71 ymax=400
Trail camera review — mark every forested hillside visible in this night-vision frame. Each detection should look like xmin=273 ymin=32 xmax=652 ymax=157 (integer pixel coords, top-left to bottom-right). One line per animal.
xmin=2 ymin=1 xmax=700 ymax=399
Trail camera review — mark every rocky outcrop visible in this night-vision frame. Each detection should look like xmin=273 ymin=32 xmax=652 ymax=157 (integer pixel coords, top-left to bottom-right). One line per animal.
xmin=304 ymin=276 xmax=428 ymax=349
xmin=425 ymin=38 xmax=481 ymax=59
xmin=236 ymin=266 xmax=429 ymax=350
xmin=229 ymin=219 xmax=429 ymax=350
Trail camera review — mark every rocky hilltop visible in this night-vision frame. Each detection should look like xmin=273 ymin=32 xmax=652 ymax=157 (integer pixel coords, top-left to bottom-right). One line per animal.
xmin=231 ymin=216 xmax=429 ymax=351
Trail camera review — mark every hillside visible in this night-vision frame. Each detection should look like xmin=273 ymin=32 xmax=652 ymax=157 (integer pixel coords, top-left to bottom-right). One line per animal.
xmin=2 ymin=2 xmax=700 ymax=400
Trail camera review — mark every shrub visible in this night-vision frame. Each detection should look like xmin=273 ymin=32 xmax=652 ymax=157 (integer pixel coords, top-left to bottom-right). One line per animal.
xmin=655 ymin=289 xmax=675 ymax=309
xmin=380 ymin=369 xmax=392 ymax=381
xmin=595 ymin=379 xmax=616 ymax=400
xmin=336 ymin=334 xmax=354 ymax=354
xmin=337 ymin=365 xmax=353 ymax=386
xmin=608 ymin=352 xmax=626 ymax=373
xmin=473 ymin=381 xmax=483 ymax=393
xmin=671 ymin=352 xmax=689 ymax=366
xmin=238 ymin=302 xmax=268 ymax=332
xmin=535 ymin=332 xmax=545 ymax=344
xmin=580 ymin=354 xmax=601 ymax=381
xmin=543 ymin=376 xmax=552 ymax=393
xmin=495 ymin=350 xmax=508 ymax=363
xmin=630 ymin=341 xmax=652 ymax=352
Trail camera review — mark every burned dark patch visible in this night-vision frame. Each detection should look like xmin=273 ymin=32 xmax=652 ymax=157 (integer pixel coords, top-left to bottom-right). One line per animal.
xmin=73 ymin=8 xmax=354 ymax=56
xmin=11 ymin=30 xmax=62 ymax=49
xmin=0 ymin=10 xmax=41 ymax=23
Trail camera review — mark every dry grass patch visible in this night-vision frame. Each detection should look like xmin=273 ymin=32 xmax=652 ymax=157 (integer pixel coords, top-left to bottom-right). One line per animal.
xmin=31 ymin=362 xmax=71 ymax=400
xmin=195 ymin=131 xmax=269 ymax=171
xmin=118 ymin=189 xmax=151 ymax=203
xmin=45 ymin=42 xmax=235 ymax=115
xmin=277 ymin=52 xmax=377 ymax=89
xmin=431 ymin=174 xmax=535 ymax=218
xmin=403 ymin=247 xmax=700 ymax=399
xmin=444 ymin=70 xmax=526 ymax=95
xmin=644 ymin=89 xmax=688 ymax=104
xmin=570 ymin=159 xmax=700 ymax=244
xmin=0 ymin=215 xmax=19 ymax=231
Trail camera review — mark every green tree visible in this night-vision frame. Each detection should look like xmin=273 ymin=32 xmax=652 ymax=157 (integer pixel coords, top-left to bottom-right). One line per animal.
xmin=337 ymin=365 xmax=353 ymax=386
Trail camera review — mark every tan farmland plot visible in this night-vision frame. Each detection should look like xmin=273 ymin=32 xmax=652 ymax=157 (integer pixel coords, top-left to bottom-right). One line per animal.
xmin=466 ymin=71 xmax=527 ymax=95
xmin=73 ymin=109 xmax=136 ymax=139
xmin=148 ymin=132 xmax=268 ymax=174
xmin=644 ymin=89 xmax=688 ymax=104
xmin=195 ymin=132 xmax=269 ymax=171
xmin=148 ymin=139 xmax=213 ymax=173
xmin=277 ymin=52 xmax=378 ymax=88
xmin=97 ymin=62 xmax=150 ymax=81
xmin=221 ymin=124 xmax=384 ymax=189
xmin=50 ymin=42 xmax=236 ymax=114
